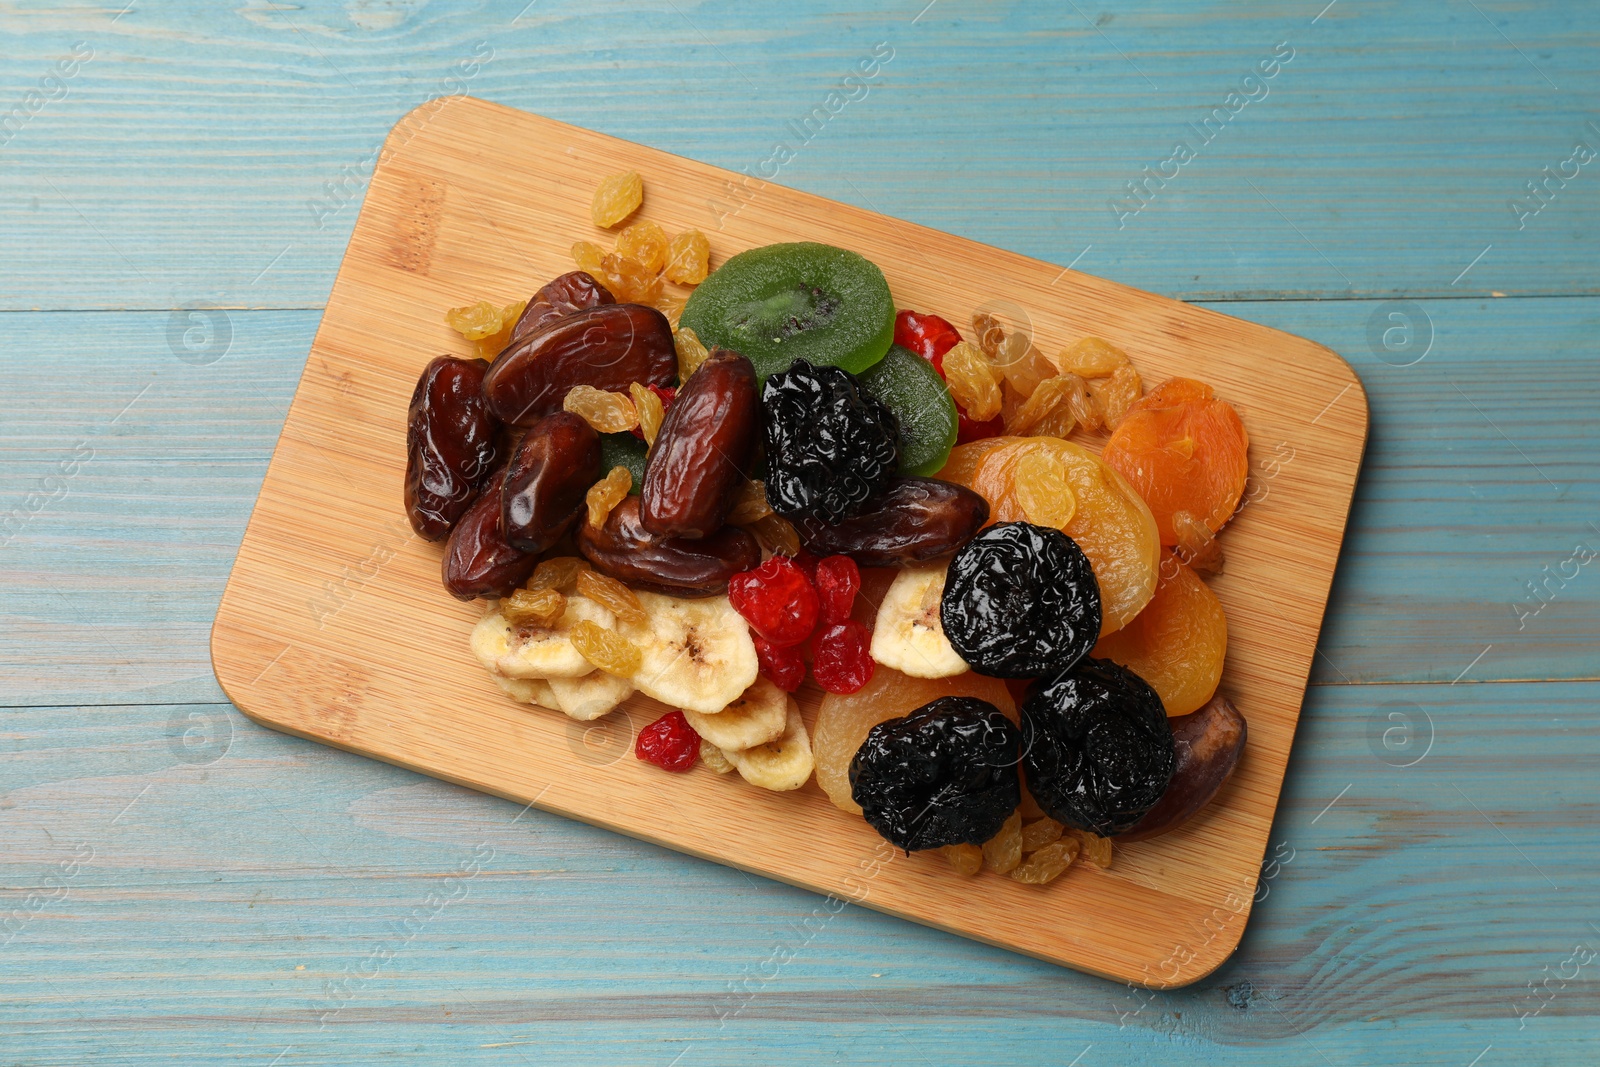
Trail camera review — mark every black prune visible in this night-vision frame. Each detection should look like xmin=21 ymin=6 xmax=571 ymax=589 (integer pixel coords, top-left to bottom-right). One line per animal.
xmin=1021 ymin=658 xmax=1176 ymax=837
xmin=940 ymin=521 xmax=1102 ymax=678
xmin=761 ymin=359 xmax=899 ymax=523
xmin=405 ymin=356 xmax=501 ymax=541
xmin=849 ymin=697 xmax=1021 ymax=852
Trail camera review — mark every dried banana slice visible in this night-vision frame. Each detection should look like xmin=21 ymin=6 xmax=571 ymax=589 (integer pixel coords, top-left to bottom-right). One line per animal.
xmin=470 ymin=595 xmax=616 ymax=680
xmin=494 ymin=674 xmax=560 ymax=709
xmin=548 ymin=670 xmax=635 ymax=722
xmin=682 ymin=677 xmax=787 ymax=751
xmin=728 ymin=701 xmax=814 ymax=792
xmin=628 ymin=592 xmax=758 ymax=714
xmin=869 ymin=563 xmax=969 ymax=679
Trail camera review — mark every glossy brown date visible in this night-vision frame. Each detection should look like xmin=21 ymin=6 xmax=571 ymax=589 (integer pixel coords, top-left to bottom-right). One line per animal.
xmin=1118 ymin=694 xmax=1247 ymax=842
xmin=442 ymin=468 xmax=538 ymax=600
xmin=641 ymin=348 xmax=760 ymax=539
xmin=405 ymin=356 xmax=501 ymax=542
xmin=500 ymin=412 xmax=602 ymax=553
xmin=577 ymin=497 xmax=761 ymax=597
xmin=508 ymin=270 xmax=614 ymax=346
xmin=482 ymin=303 xmax=675 ymax=426
xmin=792 ymin=477 xmax=989 ymax=566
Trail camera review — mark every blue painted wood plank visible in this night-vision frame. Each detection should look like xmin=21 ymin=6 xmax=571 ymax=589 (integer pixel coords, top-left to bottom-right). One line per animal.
xmin=3 ymin=680 xmax=1596 ymax=1064
xmin=3 ymin=297 xmax=1595 ymax=706
xmin=0 ymin=0 xmax=1596 ymax=310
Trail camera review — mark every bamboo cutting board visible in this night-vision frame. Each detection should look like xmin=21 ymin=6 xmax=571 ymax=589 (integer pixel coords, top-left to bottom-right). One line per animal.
xmin=212 ymin=96 xmax=1367 ymax=987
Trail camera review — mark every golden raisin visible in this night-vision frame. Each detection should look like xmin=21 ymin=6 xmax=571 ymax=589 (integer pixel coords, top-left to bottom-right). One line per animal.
xmin=569 ymin=619 xmax=642 ymax=677
xmin=502 ymin=587 xmax=566 ymax=627
xmin=528 ymin=555 xmax=588 ymax=593
xmin=1172 ymin=509 xmax=1225 ymax=575
xmin=995 ymin=334 xmax=1055 ymax=399
xmin=664 ymin=229 xmax=711 ymax=285
xmin=591 ymin=170 xmax=643 ymax=228
xmin=445 ymin=300 xmax=507 ymax=341
xmin=1058 ymin=336 xmax=1130 ymax=378
xmin=1013 ymin=450 xmax=1078 ymax=528
xmin=586 ymin=466 xmax=632 ymax=529
xmin=571 ymin=240 xmax=607 ymax=276
xmin=944 ymin=341 xmax=1002 ymax=421
xmin=972 ymin=311 xmax=1006 ymax=358
xmin=1006 ymin=374 xmax=1087 ymax=438
xmin=653 ymin=293 xmax=686 ymax=326
xmin=630 ymin=382 xmax=665 ymax=447
xmin=1020 ymin=816 xmax=1064 ymax=852
xmin=726 ymin=479 xmax=773 ymax=525
xmin=564 ymin=385 xmax=639 ymax=434
xmin=576 ymin=569 xmax=647 ymax=627
xmin=614 ymin=221 xmax=669 ymax=274
xmin=744 ymin=513 xmax=800 ymax=557
xmin=1089 ymin=364 xmax=1143 ymax=430
xmin=701 ymin=739 xmax=735 ymax=774
xmin=674 ymin=327 xmax=710 ymax=382
xmin=1073 ymin=830 xmax=1114 ymax=869
xmin=941 ymin=843 xmax=984 ymax=877
xmin=981 ymin=810 xmax=1023 ymax=874
xmin=1009 ymin=838 xmax=1080 ymax=884
xmin=597 ymin=252 xmax=663 ymax=305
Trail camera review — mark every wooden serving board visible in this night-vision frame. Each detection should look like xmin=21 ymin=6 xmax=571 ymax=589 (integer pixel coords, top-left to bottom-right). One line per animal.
xmin=211 ymin=96 xmax=1367 ymax=987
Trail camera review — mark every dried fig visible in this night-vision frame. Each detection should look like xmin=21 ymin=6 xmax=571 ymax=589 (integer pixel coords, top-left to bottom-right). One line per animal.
xmin=578 ymin=496 xmax=760 ymax=597
xmin=1119 ymin=694 xmax=1247 ymax=841
xmin=482 ymin=303 xmax=675 ymax=426
xmin=641 ymin=348 xmax=760 ymax=539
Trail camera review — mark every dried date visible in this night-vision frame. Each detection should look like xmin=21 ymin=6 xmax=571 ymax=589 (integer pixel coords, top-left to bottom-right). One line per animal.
xmin=793 ymin=477 xmax=988 ymax=566
xmin=405 ymin=356 xmax=501 ymax=542
xmin=1118 ymin=694 xmax=1247 ymax=842
xmin=482 ymin=304 xmax=675 ymax=426
xmin=442 ymin=467 xmax=538 ymax=600
xmin=508 ymin=270 xmax=615 ymax=346
xmin=500 ymin=411 xmax=602 ymax=553
xmin=577 ymin=496 xmax=760 ymax=597
xmin=640 ymin=348 xmax=760 ymax=539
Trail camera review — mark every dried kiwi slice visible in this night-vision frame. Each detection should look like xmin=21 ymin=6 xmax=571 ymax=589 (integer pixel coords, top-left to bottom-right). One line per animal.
xmin=680 ymin=242 xmax=894 ymax=380
xmin=858 ymin=344 xmax=958 ymax=478
xmin=598 ymin=432 xmax=647 ymax=493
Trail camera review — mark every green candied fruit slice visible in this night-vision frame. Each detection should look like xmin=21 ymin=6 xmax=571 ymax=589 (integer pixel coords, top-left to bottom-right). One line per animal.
xmin=679 ymin=242 xmax=894 ymax=381
xmin=599 ymin=432 xmax=647 ymax=493
xmin=859 ymin=344 xmax=958 ymax=478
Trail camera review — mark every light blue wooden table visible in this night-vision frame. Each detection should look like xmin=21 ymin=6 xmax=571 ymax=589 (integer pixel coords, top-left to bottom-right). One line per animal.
xmin=3 ymin=2 xmax=1597 ymax=1063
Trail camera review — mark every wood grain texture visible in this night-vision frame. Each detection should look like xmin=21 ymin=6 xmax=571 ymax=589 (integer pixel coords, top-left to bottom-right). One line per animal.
xmin=4 ymin=0 xmax=1598 ymax=1061
xmin=0 ymin=1 xmax=1595 ymax=310
xmin=208 ymin=96 xmax=1365 ymax=986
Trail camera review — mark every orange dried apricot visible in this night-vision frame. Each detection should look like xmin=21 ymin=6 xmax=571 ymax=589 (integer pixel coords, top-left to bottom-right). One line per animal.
xmin=944 ymin=436 xmax=1160 ymax=634
xmin=1092 ymin=553 xmax=1226 ymax=716
xmin=1101 ymin=377 xmax=1249 ymax=546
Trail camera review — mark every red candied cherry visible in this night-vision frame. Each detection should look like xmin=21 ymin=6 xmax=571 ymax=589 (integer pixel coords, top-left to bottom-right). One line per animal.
xmin=754 ymin=634 xmax=806 ymax=693
xmin=791 ymin=548 xmax=821 ymax=582
xmin=814 ymin=555 xmax=861 ymax=626
xmin=956 ymin=411 xmax=1005 ymax=444
xmin=811 ymin=620 xmax=875 ymax=694
xmin=636 ymin=710 xmax=700 ymax=772
xmin=628 ymin=384 xmax=677 ymax=440
xmin=728 ymin=555 xmax=820 ymax=647
xmin=894 ymin=309 xmax=963 ymax=376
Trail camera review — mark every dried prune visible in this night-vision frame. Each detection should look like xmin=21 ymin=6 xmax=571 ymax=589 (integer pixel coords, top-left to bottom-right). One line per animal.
xmin=1021 ymin=658 xmax=1176 ymax=836
xmin=762 ymin=359 xmax=899 ymax=523
xmin=848 ymin=697 xmax=1021 ymax=852
xmin=577 ymin=496 xmax=760 ymax=597
xmin=1120 ymin=694 xmax=1246 ymax=842
xmin=500 ymin=411 xmax=601 ymax=554
xmin=405 ymin=356 xmax=501 ymax=541
xmin=508 ymin=270 xmax=614 ymax=346
xmin=793 ymin=477 xmax=988 ymax=566
xmin=641 ymin=348 xmax=760 ymax=539
xmin=442 ymin=467 xmax=538 ymax=600
xmin=482 ymin=304 xmax=675 ymax=426
xmin=941 ymin=522 xmax=1102 ymax=678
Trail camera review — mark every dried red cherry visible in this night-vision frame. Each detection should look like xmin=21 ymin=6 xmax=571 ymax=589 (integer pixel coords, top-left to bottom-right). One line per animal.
xmin=441 ymin=467 xmax=537 ymax=600
xmin=955 ymin=411 xmax=1005 ymax=445
xmin=641 ymin=348 xmax=761 ymax=539
xmin=754 ymin=634 xmax=806 ymax=693
xmin=500 ymin=411 xmax=601 ymax=554
xmin=814 ymin=555 xmax=860 ymax=625
xmin=405 ymin=356 xmax=501 ymax=541
xmin=893 ymin=309 xmax=962 ymax=375
xmin=636 ymin=710 xmax=700 ymax=772
xmin=728 ymin=556 xmax=820 ymax=648
xmin=811 ymin=620 xmax=874 ymax=694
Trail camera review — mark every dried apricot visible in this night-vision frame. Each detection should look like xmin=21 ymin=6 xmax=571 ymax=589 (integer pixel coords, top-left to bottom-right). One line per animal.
xmin=812 ymin=666 xmax=1017 ymax=814
xmin=615 ymin=221 xmax=669 ymax=274
xmin=665 ymin=230 xmax=711 ymax=285
xmin=944 ymin=436 xmax=1159 ymax=634
xmin=1012 ymin=450 xmax=1077 ymax=528
xmin=1172 ymin=509 xmax=1225 ymax=575
xmin=591 ymin=170 xmax=643 ymax=228
xmin=1101 ymin=377 xmax=1249 ymax=545
xmin=1093 ymin=553 xmax=1226 ymax=716
xmin=564 ymin=385 xmax=639 ymax=434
